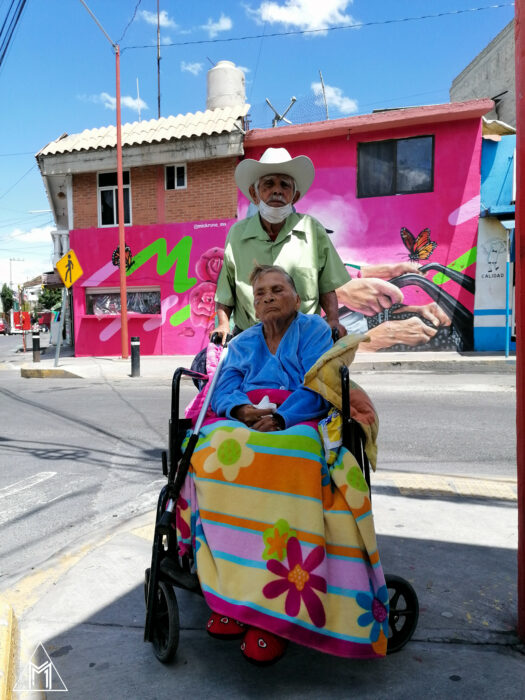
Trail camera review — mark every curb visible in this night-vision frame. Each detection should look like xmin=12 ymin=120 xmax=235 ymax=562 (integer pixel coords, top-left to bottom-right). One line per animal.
xmin=20 ymin=368 xmax=81 ymax=379
xmin=0 ymin=600 xmax=16 ymax=700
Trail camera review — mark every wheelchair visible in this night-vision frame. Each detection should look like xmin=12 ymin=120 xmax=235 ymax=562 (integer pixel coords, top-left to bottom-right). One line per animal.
xmin=144 ymin=355 xmax=419 ymax=663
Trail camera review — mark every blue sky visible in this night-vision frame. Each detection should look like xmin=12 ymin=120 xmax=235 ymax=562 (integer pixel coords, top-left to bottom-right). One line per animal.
xmin=0 ymin=0 xmax=515 ymax=287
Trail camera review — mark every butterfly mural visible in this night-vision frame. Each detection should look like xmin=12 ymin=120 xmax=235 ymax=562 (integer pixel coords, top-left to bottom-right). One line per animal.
xmin=400 ymin=227 xmax=437 ymax=262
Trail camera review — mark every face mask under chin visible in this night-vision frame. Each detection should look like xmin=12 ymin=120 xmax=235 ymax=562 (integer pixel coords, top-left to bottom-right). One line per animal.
xmin=257 ymin=199 xmax=293 ymax=224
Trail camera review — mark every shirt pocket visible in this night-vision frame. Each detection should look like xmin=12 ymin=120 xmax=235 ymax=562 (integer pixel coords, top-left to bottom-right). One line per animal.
xmin=293 ymin=267 xmax=318 ymax=305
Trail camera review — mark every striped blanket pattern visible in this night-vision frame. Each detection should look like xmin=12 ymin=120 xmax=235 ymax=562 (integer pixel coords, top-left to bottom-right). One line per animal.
xmin=177 ymin=419 xmax=388 ymax=658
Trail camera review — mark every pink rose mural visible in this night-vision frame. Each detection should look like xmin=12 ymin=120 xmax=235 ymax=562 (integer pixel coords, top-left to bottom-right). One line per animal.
xmin=189 ymin=281 xmax=216 ymax=327
xmin=195 ymin=247 xmax=224 ymax=283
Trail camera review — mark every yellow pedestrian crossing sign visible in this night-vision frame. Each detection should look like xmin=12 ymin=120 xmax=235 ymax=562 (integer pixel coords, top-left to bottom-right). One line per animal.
xmin=56 ymin=249 xmax=83 ymax=288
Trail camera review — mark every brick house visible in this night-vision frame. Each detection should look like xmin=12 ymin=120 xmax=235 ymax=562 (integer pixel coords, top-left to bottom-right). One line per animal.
xmin=36 ymin=102 xmax=248 ymax=356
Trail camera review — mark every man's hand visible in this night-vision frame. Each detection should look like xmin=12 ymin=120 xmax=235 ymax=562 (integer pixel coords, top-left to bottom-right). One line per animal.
xmin=212 ymin=321 xmax=231 ymax=344
xmin=336 ymin=278 xmax=404 ymax=316
xmin=325 ymin=317 xmax=347 ymax=339
xmin=393 ymin=303 xmax=451 ymax=328
xmin=361 ymin=318 xmax=438 ymax=351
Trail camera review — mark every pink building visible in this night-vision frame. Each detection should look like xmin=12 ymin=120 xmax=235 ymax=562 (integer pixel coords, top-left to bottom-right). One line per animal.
xmin=37 ymin=94 xmax=492 ymax=356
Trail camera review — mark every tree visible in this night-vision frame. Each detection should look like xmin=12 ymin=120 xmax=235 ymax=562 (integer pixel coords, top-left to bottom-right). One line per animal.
xmin=1 ymin=284 xmax=13 ymax=314
xmin=38 ymin=287 xmax=62 ymax=310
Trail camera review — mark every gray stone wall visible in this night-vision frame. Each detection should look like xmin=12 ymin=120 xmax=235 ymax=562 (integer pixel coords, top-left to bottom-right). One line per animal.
xmin=450 ymin=20 xmax=515 ymax=126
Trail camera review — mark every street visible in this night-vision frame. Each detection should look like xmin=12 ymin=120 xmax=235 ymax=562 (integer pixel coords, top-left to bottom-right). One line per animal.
xmin=0 ymin=343 xmax=516 ymax=591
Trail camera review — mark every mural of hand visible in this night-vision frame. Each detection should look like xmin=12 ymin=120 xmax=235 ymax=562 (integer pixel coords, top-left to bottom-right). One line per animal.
xmin=361 ymin=262 xmax=423 ymax=279
xmin=361 ymin=317 xmax=438 ymax=352
xmin=336 ymin=278 xmax=404 ymax=316
xmin=393 ymin=302 xmax=451 ymax=328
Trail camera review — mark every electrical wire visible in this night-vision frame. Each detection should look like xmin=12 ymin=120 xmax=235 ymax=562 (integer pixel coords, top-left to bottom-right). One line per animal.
xmin=122 ymin=3 xmax=514 ymax=51
xmin=117 ymin=0 xmax=143 ymax=45
xmin=0 ymin=163 xmax=36 ymax=201
xmin=0 ymin=0 xmax=27 ymax=69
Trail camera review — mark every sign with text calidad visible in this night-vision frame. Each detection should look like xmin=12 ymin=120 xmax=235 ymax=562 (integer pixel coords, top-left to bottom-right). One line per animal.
xmin=56 ymin=249 xmax=83 ymax=288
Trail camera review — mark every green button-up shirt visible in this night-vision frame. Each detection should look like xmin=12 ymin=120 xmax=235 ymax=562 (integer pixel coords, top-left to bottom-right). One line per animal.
xmin=215 ymin=212 xmax=350 ymax=331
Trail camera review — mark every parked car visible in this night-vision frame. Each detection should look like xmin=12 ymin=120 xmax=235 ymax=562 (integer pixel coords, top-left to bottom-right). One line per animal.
xmin=0 ymin=319 xmax=8 ymax=335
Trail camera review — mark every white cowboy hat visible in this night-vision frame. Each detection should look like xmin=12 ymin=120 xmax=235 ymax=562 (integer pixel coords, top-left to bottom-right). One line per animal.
xmin=235 ymin=147 xmax=315 ymax=203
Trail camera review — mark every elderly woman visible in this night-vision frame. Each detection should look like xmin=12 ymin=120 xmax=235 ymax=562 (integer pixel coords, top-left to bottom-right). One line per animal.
xmin=177 ymin=265 xmax=388 ymax=665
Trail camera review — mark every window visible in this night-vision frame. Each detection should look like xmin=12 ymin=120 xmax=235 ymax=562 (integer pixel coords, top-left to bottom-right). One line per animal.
xmin=357 ymin=136 xmax=434 ymax=198
xmin=98 ymin=171 xmax=131 ymax=226
xmin=165 ymin=164 xmax=187 ymax=190
xmin=86 ymin=287 xmax=160 ymax=315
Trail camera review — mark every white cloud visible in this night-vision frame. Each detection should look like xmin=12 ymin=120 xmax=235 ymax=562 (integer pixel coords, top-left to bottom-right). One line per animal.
xmin=141 ymin=9 xmax=177 ymax=28
xmin=248 ymin=0 xmax=355 ymax=34
xmin=97 ymin=92 xmax=148 ymax=114
xmin=181 ymin=61 xmax=203 ymax=76
xmin=311 ymin=81 xmax=358 ymax=114
xmin=201 ymin=13 xmax=232 ymax=38
xmin=0 ymin=225 xmax=54 ymax=285
xmin=236 ymin=65 xmax=251 ymax=74
xmin=8 ymin=225 xmax=54 ymax=244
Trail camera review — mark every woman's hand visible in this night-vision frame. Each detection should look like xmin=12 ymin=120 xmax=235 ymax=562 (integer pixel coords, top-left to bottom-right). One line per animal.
xmin=232 ymin=405 xmax=283 ymax=431
xmin=251 ymin=415 xmax=282 ymax=432
xmin=232 ymin=404 xmax=274 ymax=426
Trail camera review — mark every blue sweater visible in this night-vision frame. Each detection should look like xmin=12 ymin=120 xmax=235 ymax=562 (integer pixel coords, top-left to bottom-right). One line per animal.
xmin=211 ymin=313 xmax=332 ymax=428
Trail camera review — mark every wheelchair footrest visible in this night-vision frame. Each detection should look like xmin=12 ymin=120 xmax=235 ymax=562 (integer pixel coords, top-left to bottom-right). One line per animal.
xmin=160 ymin=557 xmax=201 ymax=592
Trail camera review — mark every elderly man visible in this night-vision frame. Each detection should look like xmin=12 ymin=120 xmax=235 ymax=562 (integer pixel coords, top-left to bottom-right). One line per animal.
xmin=214 ymin=147 xmax=350 ymax=339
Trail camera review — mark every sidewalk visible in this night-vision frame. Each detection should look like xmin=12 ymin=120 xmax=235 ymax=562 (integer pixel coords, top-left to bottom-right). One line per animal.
xmin=4 ymin=341 xmax=518 ymax=380
xmin=1 ymin=469 xmax=521 ymax=699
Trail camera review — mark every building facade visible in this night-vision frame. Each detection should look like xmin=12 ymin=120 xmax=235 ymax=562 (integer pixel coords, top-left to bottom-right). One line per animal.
xmin=37 ymin=85 xmax=493 ymax=356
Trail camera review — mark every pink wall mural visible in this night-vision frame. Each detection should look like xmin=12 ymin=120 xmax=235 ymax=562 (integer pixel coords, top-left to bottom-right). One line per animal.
xmin=244 ymin=119 xmax=482 ymax=352
xmin=70 ymin=117 xmax=482 ymax=356
xmin=70 ymin=220 xmax=233 ymax=356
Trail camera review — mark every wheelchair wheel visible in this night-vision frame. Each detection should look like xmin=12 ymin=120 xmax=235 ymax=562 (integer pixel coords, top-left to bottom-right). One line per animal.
xmin=145 ymin=569 xmax=180 ymax=663
xmin=385 ymin=574 xmax=419 ymax=654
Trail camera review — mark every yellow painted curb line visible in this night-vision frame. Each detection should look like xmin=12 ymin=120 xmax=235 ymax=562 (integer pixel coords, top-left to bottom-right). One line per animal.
xmin=20 ymin=368 xmax=81 ymax=379
xmin=0 ymin=600 xmax=17 ymax=700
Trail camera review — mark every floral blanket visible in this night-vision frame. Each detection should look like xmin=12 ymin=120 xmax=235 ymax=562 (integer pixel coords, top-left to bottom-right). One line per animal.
xmin=176 ymin=419 xmax=388 ymax=659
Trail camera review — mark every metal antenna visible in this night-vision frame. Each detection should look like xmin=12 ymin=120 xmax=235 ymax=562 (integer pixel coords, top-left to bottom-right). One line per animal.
xmin=265 ymin=96 xmax=297 ymax=127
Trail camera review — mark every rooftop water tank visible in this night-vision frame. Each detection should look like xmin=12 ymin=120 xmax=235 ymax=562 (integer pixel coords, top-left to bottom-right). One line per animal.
xmin=206 ymin=60 xmax=245 ymax=111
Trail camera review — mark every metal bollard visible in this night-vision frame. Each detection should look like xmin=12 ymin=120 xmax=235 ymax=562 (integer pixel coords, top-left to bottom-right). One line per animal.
xmin=32 ymin=330 xmax=41 ymax=363
xmin=131 ymin=336 xmax=140 ymax=377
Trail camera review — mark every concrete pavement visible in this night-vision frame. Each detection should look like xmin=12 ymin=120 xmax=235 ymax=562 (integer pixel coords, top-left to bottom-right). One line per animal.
xmin=0 ymin=339 xmax=521 ymax=698
xmin=1 ymin=338 xmax=517 ymax=380
xmin=1 ymin=468 xmax=521 ymax=699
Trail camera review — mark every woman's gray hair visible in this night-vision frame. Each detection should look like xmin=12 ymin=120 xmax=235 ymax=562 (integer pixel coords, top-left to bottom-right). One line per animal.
xmin=249 ymin=264 xmax=298 ymax=293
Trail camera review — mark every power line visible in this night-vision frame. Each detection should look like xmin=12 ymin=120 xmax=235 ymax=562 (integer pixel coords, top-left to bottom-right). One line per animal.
xmin=117 ymin=0 xmax=143 ymax=45
xmin=0 ymin=163 xmax=36 ymax=201
xmin=122 ymin=4 xmax=514 ymax=51
xmin=0 ymin=0 xmax=27 ymax=70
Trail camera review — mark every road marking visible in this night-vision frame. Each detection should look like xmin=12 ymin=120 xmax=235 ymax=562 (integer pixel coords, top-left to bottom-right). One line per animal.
xmin=376 ymin=471 xmax=517 ymax=501
xmin=0 ymin=472 xmax=56 ymax=499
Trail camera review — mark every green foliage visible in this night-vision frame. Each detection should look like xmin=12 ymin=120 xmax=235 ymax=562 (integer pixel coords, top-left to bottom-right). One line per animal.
xmin=1 ymin=283 xmax=14 ymax=314
xmin=37 ymin=287 xmax=62 ymax=310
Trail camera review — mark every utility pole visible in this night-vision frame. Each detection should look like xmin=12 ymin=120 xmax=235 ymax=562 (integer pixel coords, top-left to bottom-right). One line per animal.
xmin=79 ymin=0 xmax=129 ymax=359
xmin=515 ymin=0 xmax=525 ymax=642
xmin=319 ymin=69 xmax=329 ymax=120
xmin=9 ymin=257 xmax=24 ymax=290
xmin=157 ymin=0 xmax=161 ymax=119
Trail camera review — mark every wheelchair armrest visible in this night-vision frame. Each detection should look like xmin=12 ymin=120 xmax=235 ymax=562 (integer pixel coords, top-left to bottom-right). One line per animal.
xmin=170 ymin=367 xmax=209 ymax=423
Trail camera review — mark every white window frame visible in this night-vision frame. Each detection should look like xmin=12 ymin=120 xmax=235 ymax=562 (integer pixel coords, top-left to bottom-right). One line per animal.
xmin=85 ymin=286 xmax=161 ymax=315
xmin=165 ymin=163 xmax=187 ymax=191
xmin=97 ymin=170 xmax=132 ymax=227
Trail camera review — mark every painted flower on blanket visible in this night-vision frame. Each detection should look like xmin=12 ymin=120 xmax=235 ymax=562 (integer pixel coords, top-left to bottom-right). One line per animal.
xmin=263 ymin=536 xmax=327 ymax=628
xmin=356 ymin=578 xmax=389 ymax=643
xmin=262 ymin=519 xmax=297 ymax=561
xmin=203 ymin=427 xmax=254 ymax=481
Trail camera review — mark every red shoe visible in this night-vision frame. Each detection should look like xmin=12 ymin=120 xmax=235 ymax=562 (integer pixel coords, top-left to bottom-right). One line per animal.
xmin=206 ymin=612 xmax=246 ymax=639
xmin=240 ymin=627 xmax=287 ymax=665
